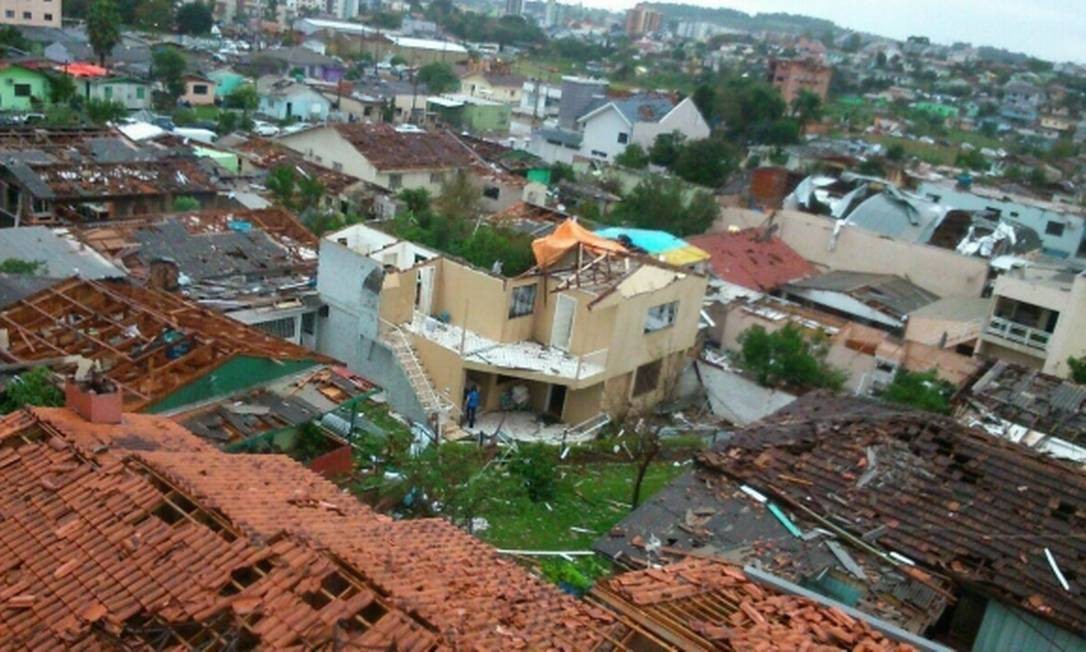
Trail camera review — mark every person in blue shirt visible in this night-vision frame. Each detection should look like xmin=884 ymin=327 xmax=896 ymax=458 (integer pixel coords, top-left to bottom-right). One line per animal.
xmin=464 ymin=384 xmax=480 ymax=429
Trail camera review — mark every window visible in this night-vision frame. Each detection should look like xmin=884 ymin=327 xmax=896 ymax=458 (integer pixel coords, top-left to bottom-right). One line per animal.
xmin=22 ymin=11 xmax=31 ymax=18
xmin=1045 ymin=221 xmax=1065 ymax=237
xmin=103 ymin=86 xmax=112 ymax=99
xmin=388 ymin=174 xmax=402 ymax=189
xmin=508 ymin=284 xmax=537 ymax=318
xmin=644 ymin=301 xmax=678 ymax=333
xmin=13 ymin=84 xmax=31 ymax=98
xmin=333 ymin=162 xmax=343 ymax=172
xmin=591 ymin=150 xmax=608 ymax=158
xmin=617 ymin=132 xmax=629 ymax=144
xmin=430 ymin=171 xmax=444 ymax=184
xmin=483 ymin=186 xmax=500 ymax=200
xmin=136 ymin=86 xmax=145 ymax=99
xmin=193 ymin=84 xmax=209 ymax=95
xmin=254 ymin=316 xmax=297 ymax=340
xmin=43 ymin=12 xmax=52 ymax=20
xmin=632 ymin=360 xmax=662 ymax=397
xmin=301 ymin=312 xmax=316 ymax=335
xmin=3 ymin=10 xmax=12 ymax=17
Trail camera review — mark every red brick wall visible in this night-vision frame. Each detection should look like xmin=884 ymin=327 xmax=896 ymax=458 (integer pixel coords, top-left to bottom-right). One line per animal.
xmin=308 ymin=445 xmax=354 ymax=478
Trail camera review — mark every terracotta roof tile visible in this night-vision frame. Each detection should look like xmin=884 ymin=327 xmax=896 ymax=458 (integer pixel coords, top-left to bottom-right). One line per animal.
xmin=332 ymin=123 xmax=474 ymax=171
xmin=688 ymin=228 xmax=816 ymax=292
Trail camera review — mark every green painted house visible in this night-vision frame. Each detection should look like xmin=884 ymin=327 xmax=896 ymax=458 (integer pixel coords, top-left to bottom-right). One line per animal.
xmin=427 ymin=94 xmax=511 ymax=133
xmin=0 ymin=64 xmax=50 ymax=112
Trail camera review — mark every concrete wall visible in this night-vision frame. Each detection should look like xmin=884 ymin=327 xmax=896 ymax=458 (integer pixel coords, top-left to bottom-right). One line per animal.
xmin=580 ymin=107 xmax=630 ymax=162
xmin=280 ymin=127 xmax=377 ymax=184
xmin=632 ymin=97 xmax=711 ymax=149
xmin=984 ymin=272 xmax=1086 ymax=378
xmin=714 ymin=208 xmax=989 ymax=298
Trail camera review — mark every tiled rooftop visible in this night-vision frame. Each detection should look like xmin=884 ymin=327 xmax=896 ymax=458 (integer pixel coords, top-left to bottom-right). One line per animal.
xmin=332 ymin=123 xmax=474 ymax=172
xmin=0 ymin=405 xmax=640 ymax=649
xmin=688 ymin=228 xmax=816 ymax=292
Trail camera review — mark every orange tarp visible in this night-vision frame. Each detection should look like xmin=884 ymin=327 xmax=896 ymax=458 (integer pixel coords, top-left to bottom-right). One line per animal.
xmin=531 ymin=219 xmax=626 ymax=268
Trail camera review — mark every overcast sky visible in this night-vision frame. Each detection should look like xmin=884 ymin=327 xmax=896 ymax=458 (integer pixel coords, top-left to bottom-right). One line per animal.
xmin=585 ymin=0 xmax=1086 ymax=63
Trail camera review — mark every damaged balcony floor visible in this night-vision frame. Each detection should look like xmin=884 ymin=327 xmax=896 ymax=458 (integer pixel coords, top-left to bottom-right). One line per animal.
xmin=406 ymin=313 xmax=605 ymax=380
xmin=474 ymin=411 xmax=597 ymax=444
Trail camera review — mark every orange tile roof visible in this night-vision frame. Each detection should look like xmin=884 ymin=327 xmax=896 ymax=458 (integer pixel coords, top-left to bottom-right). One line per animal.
xmin=594 ymin=558 xmax=914 ymax=651
xmin=0 ymin=407 xmax=629 ymax=649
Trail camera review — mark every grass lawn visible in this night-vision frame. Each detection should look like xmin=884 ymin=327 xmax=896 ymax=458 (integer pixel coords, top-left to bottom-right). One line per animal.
xmin=192 ymin=105 xmax=220 ymax=120
xmin=476 ymin=461 xmax=690 ymax=551
xmin=513 ymin=58 xmax=575 ymax=83
xmin=865 ymin=134 xmax=957 ymax=165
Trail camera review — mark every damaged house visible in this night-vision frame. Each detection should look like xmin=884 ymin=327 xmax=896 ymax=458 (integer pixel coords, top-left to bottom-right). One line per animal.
xmin=315 ymin=220 xmax=707 ymax=437
xmin=0 ymin=126 xmax=223 ymax=225
xmin=597 ymin=393 xmax=1086 ymax=651
xmin=71 ymin=208 xmax=323 ymax=347
xmin=0 ymin=278 xmax=325 ymax=413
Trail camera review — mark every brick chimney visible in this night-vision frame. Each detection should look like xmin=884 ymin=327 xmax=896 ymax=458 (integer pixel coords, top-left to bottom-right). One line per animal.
xmin=65 ymin=376 xmax=122 ymax=424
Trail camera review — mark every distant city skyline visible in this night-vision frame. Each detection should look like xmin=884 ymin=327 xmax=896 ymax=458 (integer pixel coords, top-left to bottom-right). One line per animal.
xmin=581 ymin=0 xmax=1086 ymax=64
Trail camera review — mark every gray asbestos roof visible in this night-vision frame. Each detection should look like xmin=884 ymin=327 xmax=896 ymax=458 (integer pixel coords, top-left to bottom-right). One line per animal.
xmin=786 ymin=271 xmax=940 ymax=318
xmin=0 ymin=227 xmax=123 ymax=280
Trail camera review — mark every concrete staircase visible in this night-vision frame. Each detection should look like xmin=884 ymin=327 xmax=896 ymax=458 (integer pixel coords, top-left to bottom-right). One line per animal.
xmin=382 ymin=324 xmax=456 ymax=427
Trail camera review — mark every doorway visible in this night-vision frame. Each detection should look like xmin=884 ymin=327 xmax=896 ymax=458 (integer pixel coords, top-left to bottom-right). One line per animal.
xmin=550 ymin=294 xmax=575 ymax=351
xmin=546 ymin=384 xmax=567 ymax=418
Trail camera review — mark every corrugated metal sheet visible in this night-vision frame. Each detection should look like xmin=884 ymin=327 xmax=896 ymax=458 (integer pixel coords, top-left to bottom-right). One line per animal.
xmin=0 ymin=227 xmax=122 ymax=279
xmin=972 ymin=601 xmax=1086 ymax=652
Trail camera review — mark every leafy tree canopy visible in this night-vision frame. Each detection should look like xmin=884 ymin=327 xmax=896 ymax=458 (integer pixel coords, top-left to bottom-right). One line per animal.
xmin=607 ymin=175 xmax=718 ymax=236
xmin=0 ymin=259 xmax=44 ymax=274
xmin=416 ymin=62 xmax=459 ymax=95
xmin=738 ymin=323 xmax=846 ymax=391
xmin=880 ymin=369 xmax=954 ymax=414
xmin=615 ymin=143 xmax=649 ymax=169
xmin=1069 ymin=356 xmax=1086 ymax=384
xmin=175 ymin=1 xmax=214 ymax=35
xmin=0 ymin=368 xmax=64 ymax=415
xmin=87 ymin=0 xmax=122 ymax=65
xmin=152 ymin=46 xmax=187 ymax=99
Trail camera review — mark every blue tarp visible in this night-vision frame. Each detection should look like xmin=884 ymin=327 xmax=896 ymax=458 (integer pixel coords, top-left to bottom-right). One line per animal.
xmin=594 ymin=227 xmax=688 ymax=254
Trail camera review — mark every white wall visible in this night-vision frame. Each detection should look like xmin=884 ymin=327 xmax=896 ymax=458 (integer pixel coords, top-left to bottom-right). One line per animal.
xmin=579 ymin=107 xmax=631 ymax=162
xmin=632 ymin=97 xmax=711 ymax=148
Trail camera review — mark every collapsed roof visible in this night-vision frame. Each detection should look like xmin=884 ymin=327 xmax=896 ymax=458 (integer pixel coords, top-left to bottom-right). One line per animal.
xmin=697 ymin=393 xmax=1086 ymax=635
xmin=0 ymin=405 xmax=631 ymax=648
xmin=0 ymin=278 xmax=324 ymax=411
xmin=331 ymin=123 xmax=475 ymax=172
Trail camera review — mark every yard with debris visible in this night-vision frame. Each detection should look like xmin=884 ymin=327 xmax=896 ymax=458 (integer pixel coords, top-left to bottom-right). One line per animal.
xmin=475 ymin=461 xmax=689 ymax=550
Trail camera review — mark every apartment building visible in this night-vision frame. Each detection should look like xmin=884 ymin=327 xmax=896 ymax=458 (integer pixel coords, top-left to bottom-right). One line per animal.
xmin=316 ymin=221 xmax=707 ymax=434
xmin=0 ymin=0 xmax=60 ymax=27
xmin=976 ymin=266 xmax=1086 ymax=379
xmin=624 ymin=2 xmax=661 ymax=37
xmin=767 ymin=58 xmax=832 ymax=104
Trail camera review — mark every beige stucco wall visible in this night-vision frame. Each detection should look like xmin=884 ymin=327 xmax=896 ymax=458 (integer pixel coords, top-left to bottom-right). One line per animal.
xmin=906 ymin=313 xmax=985 ymax=348
xmin=714 ymin=208 xmax=989 ymax=298
xmin=0 ymin=0 xmax=60 ymax=27
xmin=182 ymin=79 xmax=215 ymax=106
xmin=279 ymin=127 xmax=378 ymax=184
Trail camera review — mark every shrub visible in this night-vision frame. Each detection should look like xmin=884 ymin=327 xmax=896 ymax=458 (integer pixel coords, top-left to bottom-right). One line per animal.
xmin=508 ymin=443 xmax=557 ymax=502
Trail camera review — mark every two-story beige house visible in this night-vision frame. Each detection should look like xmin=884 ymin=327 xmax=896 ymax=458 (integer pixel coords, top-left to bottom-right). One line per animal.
xmin=316 ymin=221 xmax=707 ymax=436
xmin=0 ymin=0 xmax=60 ymax=27
xmin=976 ymin=266 xmax=1086 ymax=379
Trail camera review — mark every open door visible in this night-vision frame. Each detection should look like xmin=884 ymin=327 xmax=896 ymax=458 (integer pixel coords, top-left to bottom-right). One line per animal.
xmin=547 ymin=384 xmax=567 ymax=418
xmin=550 ymin=294 xmax=575 ymax=351
xmin=415 ymin=265 xmax=435 ymax=315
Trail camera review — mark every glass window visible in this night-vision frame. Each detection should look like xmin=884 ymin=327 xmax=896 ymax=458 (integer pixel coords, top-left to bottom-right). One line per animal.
xmin=1045 ymin=221 xmax=1065 ymax=237
xmin=508 ymin=284 xmax=537 ymax=318
xmin=388 ymin=174 xmax=402 ymax=189
xmin=617 ymin=132 xmax=629 ymax=143
xmin=136 ymin=86 xmax=145 ymax=99
xmin=22 ymin=11 xmax=31 ymax=18
xmin=333 ymin=162 xmax=343 ymax=172
xmin=430 ymin=171 xmax=444 ymax=184
xmin=13 ymin=84 xmax=31 ymax=98
xmin=644 ymin=301 xmax=678 ymax=333
xmin=4 ymin=11 xmax=12 ymax=17
xmin=44 ymin=12 xmax=52 ymax=20
xmin=193 ymin=84 xmax=209 ymax=95
xmin=103 ymin=86 xmax=112 ymax=98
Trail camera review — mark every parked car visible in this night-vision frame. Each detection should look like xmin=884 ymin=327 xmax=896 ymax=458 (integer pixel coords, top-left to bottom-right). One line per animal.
xmin=252 ymin=120 xmax=280 ymax=137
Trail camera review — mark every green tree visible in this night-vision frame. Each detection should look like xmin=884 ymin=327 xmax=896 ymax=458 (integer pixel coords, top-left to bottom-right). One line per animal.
xmin=609 ymin=176 xmax=718 ymax=236
xmin=398 ymin=188 xmax=431 ymax=215
xmin=955 ymin=148 xmax=988 ymax=171
xmin=692 ymin=83 xmax=716 ymax=121
xmin=152 ymin=47 xmax=187 ymax=101
xmin=549 ymin=162 xmax=575 ymax=184
xmin=615 ymin=143 xmax=649 ymax=169
xmin=508 ymin=443 xmax=557 ymax=502
xmin=880 ymin=369 xmax=954 ymax=414
xmin=48 ymin=73 xmax=78 ymax=104
xmin=672 ymin=137 xmax=737 ymax=187
xmin=87 ymin=0 xmax=122 ymax=66
xmin=133 ymin=0 xmax=172 ymax=30
xmin=266 ymin=165 xmax=297 ymax=207
xmin=399 ymin=442 xmax=502 ymax=530
xmin=85 ymin=98 xmax=127 ymax=124
xmin=175 ymin=1 xmax=213 ymax=34
xmin=649 ymin=132 xmax=684 ymax=168
xmin=225 ymin=84 xmax=259 ymax=110
xmin=738 ymin=323 xmax=845 ymax=391
xmin=0 ymin=368 xmax=63 ymax=415
xmin=886 ymin=143 xmax=906 ymax=162
xmin=433 ymin=169 xmax=481 ymax=221
xmin=0 ymin=259 xmax=44 ymax=274
xmin=416 ymin=62 xmax=459 ymax=94
xmin=172 ymin=196 xmax=201 ymax=211
xmin=0 ymin=25 xmax=32 ymax=54
xmin=790 ymin=89 xmax=823 ymax=127
xmin=1069 ymin=356 xmax=1086 ymax=384
xmin=296 ymin=175 xmax=325 ymax=212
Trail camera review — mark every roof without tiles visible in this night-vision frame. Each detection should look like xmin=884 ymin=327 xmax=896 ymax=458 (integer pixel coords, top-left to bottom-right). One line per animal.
xmin=0 ymin=406 xmax=634 ymax=649
xmin=593 ymin=558 xmax=914 ymax=651
xmin=688 ymin=228 xmax=816 ymax=292
xmin=784 ymin=271 xmax=939 ymax=320
xmin=331 ymin=123 xmax=474 ymax=172
xmin=698 ymin=392 xmax=1086 ymax=635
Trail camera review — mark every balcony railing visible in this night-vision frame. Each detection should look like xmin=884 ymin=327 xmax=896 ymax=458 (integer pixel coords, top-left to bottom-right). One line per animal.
xmin=985 ymin=316 xmax=1051 ymax=351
